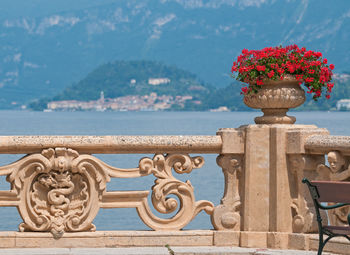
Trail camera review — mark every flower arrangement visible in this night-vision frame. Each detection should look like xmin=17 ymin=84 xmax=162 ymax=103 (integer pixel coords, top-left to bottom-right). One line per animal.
xmin=231 ymin=45 xmax=334 ymax=100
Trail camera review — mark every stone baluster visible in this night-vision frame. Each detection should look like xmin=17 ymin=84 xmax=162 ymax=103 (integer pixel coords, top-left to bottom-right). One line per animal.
xmin=211 ymin=154 xmax=243 ymax=230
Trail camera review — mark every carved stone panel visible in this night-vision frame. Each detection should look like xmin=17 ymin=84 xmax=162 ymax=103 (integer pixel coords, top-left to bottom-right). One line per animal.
xmin=0 ymin=148 xmax=214 ymax=236
xmin=288 ymin=154 xmax=326 ymax=233
xmin=316 ymin=151 xmax=350 ymax=226
xmin=1 ymin=148 xmax=107 ymax=238
xmin=134 ymin=153 xmax=214 ymax=230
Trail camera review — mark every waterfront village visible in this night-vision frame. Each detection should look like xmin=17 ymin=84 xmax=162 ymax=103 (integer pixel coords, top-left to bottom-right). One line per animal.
xmin=45 ymin=77 xmax=230 ymax=112
xmin=47 ymin=91 xmax=197 ymax=111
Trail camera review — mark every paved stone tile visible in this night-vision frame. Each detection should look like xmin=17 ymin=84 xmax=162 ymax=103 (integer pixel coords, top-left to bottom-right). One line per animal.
xmin=0 ymin=247 xmax=339 ymax=255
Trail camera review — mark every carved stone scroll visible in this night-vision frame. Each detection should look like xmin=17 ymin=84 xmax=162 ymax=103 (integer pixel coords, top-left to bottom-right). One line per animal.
xmin=133 ymin=154 xmax=214 ymax=230
xmin=211 ymin=154 xmax=242 ymax=230
xmin=0 ymin=149 xmax=214 ymax=236
xmin=0 ymin=148 xmax=108 ymax=238
xmin=289 ymin=154 xmax=325 ymax=233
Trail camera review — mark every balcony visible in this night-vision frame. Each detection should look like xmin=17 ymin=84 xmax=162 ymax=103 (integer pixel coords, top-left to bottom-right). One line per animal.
xmin=0 ymin=113 xmax=349 ymax=255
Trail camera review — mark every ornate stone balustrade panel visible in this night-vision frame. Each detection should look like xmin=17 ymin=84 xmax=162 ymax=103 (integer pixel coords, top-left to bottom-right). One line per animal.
xmin=3 ymin=126 xmax=348 ymax=245
xmin=305 ymin=135 xmax=350 ymax=155
xmin=304 ymin=135 xmax=350 ymax=227
xmin=0 ymin=147 xmax=215 ymax=238
xmin=288 ymin=154 xmax=326 ymax=233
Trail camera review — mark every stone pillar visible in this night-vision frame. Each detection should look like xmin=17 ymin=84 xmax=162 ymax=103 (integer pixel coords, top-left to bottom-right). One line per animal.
xmin=236 ymin=124 xmax=327 ymax=248
xmin=243 ymin=125 xmax=270 ymax=232
xmin=212 ymin=124 xmax=329 ymax=248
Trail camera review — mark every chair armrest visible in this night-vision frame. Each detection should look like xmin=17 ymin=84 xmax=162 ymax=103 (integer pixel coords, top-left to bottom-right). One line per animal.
xmin=318 ymin=202 xmax=350 ymax=210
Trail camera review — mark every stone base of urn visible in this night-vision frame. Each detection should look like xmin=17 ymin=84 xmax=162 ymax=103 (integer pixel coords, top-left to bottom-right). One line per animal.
xmin=0 ymin=231 xmax=348 ymax=254
xmin=255 ymin=108 xmax=296 ymax=124
xmin=244 ymin=76 xmax=306 ymax=124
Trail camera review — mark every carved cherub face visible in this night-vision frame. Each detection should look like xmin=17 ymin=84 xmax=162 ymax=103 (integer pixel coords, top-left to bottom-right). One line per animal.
xmin=55 ymin=156 xmax=69 ymax=172
xmin=327 ymin=151 xmax=345 ymax=173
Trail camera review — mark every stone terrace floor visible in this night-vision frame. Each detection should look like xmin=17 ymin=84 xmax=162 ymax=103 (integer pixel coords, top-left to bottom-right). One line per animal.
xmin=0 ymin=247 xmax=338 ymax=255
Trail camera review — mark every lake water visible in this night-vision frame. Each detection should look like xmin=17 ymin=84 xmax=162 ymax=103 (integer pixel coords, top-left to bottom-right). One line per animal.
xmin=0 ymin=110 xmax=349 ymax=231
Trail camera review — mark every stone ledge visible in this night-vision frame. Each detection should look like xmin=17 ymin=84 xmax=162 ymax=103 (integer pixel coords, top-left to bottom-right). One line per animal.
xmin=0 ymin=231 xmax=214 ymax=248
xmin=0 ymin=231 xmax=348 ymax=254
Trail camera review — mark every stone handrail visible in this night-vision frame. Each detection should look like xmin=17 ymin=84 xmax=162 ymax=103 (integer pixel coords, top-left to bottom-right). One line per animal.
xmin=0 ymin=135 xmax=222 ymax=154
xmin=305 ymin=135 xmax=350 ymax=155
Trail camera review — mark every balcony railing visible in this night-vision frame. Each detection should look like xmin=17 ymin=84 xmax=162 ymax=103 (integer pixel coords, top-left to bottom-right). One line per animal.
xmin=0 ymin=126 xmax=349 ymax=254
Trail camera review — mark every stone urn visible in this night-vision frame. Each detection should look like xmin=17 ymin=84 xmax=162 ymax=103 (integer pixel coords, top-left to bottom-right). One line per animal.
xmin=244 ymin=76 xmax=306 ymax=124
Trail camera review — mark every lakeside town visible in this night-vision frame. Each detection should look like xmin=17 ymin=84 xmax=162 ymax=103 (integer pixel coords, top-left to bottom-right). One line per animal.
xmin=44 ymin=76 xmax=230 ymax=112
xmin=46 ymin=77 xmax=208 ymax=111
xmin=45 ymin=90 xmax=350 ymax=112
xmin=47 ymin=91 xmax=200 ymax=111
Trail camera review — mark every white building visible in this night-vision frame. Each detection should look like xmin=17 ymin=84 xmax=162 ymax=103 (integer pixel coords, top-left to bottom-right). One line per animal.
xmin=336 ymin=99 xmax=350 ymax=110
xmin=148 ymin=78 xmax=170 ymax=86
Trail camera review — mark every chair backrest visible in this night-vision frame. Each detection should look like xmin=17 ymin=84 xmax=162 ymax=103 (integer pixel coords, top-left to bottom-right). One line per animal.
xmin=310 ymin=180 xmax=350 ymax=203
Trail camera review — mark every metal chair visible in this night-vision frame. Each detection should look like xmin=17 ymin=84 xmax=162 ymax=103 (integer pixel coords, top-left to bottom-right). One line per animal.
xmin=302 ymin=178 xmax=350 ymax=255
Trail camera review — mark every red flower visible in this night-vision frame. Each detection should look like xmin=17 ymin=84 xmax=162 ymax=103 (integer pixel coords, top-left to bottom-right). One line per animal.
xmin=315 ymin=52 xmax=322 ymax=58
xmin=267 ymin=70 xmax=275 ymax=78
xmin=329 ymin=64 xmax=335 ymax=70
xmin=305 ymin=77 xmax=314 ymax=83
xmin=242 ymin=49 xmax=249 ymax=55
xmin=241 ymin=87 xmax=248 ymax=94
xmin=327 ymin=83 xmax=334 ymax=89
xmin=256 ymin=79 xmax=264 ymax=86
xmin=326 ymin=95 xmax=331 ymax=99
xmin=288 ymin=66 xmax=295 ymax=73
xmin=256 ymin=65 xmax=266 ymax=72
xmin=277 ymin=68 xmax=284 ymax=74
xmin=308 ymin=69 xmax=315 ymax=74
xmin=323 ymin=59 xmax=327 ymax=64
xmin=295 ymin=75 xmax=303 ymax=80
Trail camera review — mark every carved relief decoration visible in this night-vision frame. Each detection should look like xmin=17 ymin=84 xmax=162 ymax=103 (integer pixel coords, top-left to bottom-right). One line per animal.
xmin=316 ymin=151 xmax=350 ymax=226
xmin=289 ymin=154 xmax=326 ymax=233
xmin=0 ymin=149 xmax=214 ymax=236
xmin=136 ymin=154 xmax=214 ymax=230
xmin=1 ymin=148 xmax=109 ymax=238
xmin=211 ymin=154 xmax=242 ymax=230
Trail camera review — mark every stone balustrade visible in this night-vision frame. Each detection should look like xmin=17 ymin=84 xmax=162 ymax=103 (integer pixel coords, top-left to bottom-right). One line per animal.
xmin=0 ymin=126 xmax=349 ymax=254
xmin=305 ymin=134 xmax=350 ymax=228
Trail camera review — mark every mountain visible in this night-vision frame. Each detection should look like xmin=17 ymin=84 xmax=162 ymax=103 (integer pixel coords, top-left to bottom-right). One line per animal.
xmin=1 ymin=0 xmax=350 ymax=108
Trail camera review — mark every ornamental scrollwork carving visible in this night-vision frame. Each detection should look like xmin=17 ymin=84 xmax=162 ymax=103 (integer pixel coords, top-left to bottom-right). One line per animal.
xmin=316 ymin=151 xmax=350 ymax=226
xmin=136 ymin=154 xmax=214 ymax=230
xmin=1 ymin=148 xmax=109 ymax=238
xmin=211 ymin=154 xmax=242 ymax=230
xmin=289 ymin=154 xmax=325 ymax=233
xmin=0 ymin=149 xmax=214 ymax=236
